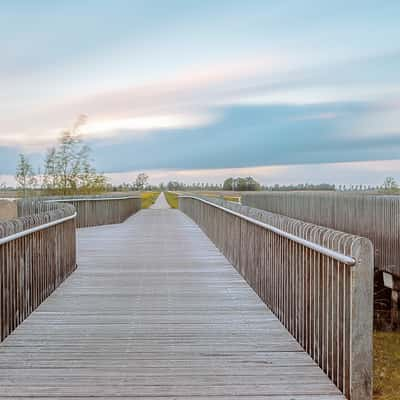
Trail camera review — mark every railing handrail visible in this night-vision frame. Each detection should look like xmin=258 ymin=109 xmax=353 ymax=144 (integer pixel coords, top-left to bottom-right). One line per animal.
xmin=179 ymin=195 xmax=356 ymax=266
xmin=46 ymin=195 xmax=140 ymax=202
xmin=0 ymin=212 xmax=77 ymax=246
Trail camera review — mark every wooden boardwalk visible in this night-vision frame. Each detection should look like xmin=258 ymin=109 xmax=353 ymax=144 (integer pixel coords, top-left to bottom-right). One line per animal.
xmin=0 ymin=194 xmax=345 ymax=399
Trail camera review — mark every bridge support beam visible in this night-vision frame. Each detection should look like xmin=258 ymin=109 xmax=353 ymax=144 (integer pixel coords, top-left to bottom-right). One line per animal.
xmin=383 ymin=272 xmax=400 ymax=329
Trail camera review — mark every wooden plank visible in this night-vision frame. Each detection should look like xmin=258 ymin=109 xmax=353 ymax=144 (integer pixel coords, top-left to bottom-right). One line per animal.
xmin=0 ymin=204 xmax=344 ymax=399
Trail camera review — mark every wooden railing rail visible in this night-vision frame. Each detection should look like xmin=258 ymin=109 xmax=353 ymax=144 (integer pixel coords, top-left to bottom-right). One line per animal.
xmin=18 ymin=195 xmax=141 ymax=228
xmin=179 ymin=195 xmax=374 ymax=400
xmin=0 ymin=201 xmax=77 ymax=342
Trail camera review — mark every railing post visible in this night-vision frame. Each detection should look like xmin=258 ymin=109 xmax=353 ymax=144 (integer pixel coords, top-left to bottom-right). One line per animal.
xmin=349 ymin=238 xmax=374 ymax=399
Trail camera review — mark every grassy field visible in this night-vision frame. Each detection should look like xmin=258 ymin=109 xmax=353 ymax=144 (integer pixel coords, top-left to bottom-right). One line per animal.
xmin=223 ymin=195 xmax=240 ymax=202
xmin=193 ymin=191 xmax=241 ymax=202
xmin=164 ymin=192 xmax=179 ymax=208
xmin=374 ymin=331 xmax=400 ymax=399
xmin=141 ymin=191 xmax=160 ymax=209
xmin=0 ymin=191 xmax=19 ymax=198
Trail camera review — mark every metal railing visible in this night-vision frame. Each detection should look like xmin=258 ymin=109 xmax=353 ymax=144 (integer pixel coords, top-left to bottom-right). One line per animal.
xmin=0 ymin=201 xmax=77 ymax=342
xmin=1 ymin=194 xmax=142 ymax=342
xmin=179 ymin=195 xmax=373 ymax=400
xmin=242 ymin=191 xmax=400 ymax=278
xmin=0 ymin=212 xmax=76 ymax=245
xmin=19 ymin=195 xmax=142 ymax=228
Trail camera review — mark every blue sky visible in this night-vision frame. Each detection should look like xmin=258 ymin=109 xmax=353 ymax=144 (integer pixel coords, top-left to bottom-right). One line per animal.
xmin=1 ymin=1 xmax=400 ymax=185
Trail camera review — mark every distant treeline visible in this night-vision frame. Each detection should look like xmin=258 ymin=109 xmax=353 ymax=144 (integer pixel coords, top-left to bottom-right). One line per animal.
xmin=112 ymin=181 xmax=224 ymax=192
xmin=264 ymin=183 xmax=335 ymax=191
xmin=5 ymin=176 xmax=400 ymax=196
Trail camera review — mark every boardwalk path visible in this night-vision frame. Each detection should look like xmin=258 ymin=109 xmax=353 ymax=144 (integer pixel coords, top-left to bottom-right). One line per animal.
xmin=0 ymin=201 xmax=344 ymax=398
xmin=150 ymin=191 xmax=170 ymax=209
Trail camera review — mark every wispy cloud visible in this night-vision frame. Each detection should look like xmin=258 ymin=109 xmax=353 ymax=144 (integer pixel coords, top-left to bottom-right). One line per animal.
xmin=0 ymin=54 xmax=289 ymax=149
xmin=81 ymin=112 xmax=220 ymax=139
xmin=292 ymin=112 xmax=338 ymax=121
xmin=349 ymin=103 xmax=400 ymax=138
xmin=0 ymin=111 xmax=220 ymax=149
xmin=223 ymin=84 xmax=400 ymax=107
xmin=2 ymin=60 xmax=399 ymax=150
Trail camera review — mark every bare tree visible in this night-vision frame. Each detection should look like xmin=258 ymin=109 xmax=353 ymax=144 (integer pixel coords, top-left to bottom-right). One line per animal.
xmin=15 ymin=154 xmax=37 ymax=196
xmin=42 ymin=116 xmax=107 ymax=195
xmin=382 ymin=176 xmax=398 ymax=193
xmin=135 ymin=173 xmax=149 ymax=191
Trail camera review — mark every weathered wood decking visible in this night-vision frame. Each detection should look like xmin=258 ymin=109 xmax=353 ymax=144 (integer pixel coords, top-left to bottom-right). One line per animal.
xmin=0 ymin=194 xmax=344 ymax=399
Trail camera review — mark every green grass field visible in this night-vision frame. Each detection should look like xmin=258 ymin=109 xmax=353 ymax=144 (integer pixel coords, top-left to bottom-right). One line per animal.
xmin=223 ymin=195 xmax=240 ymax=202
xmin=374 ymin=331 xmax=400 ymax=399
xmin=141 ymin=191 xmax=160 ymax=209
xmin=164 ymin=192 xmax=179 ymax=208
xmin=193 ymin=191 xmax=240 ymax=202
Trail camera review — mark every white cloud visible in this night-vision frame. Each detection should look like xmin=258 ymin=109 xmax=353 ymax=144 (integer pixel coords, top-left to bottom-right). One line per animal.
xmin=81 ymin=112 xmax=220 ymax=139
xmin=0 ymin=111 xmax=219 ymax=150
xmin=1 ymin=50 xmax=399 ymax=153
xmin=350 ymin=106 xmax=400 ymax=138
xmin=223 ymin=85 xmax=400 ymax=106
xmin=292 ymin=112 xmax=338 ymax=121
xmin=0 ymin=53 xmax=291 ymax=150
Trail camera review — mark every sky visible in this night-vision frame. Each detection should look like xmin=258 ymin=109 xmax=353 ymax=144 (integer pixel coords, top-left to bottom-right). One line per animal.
xmin=1 ymin=0 xmax=400 ymax=186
